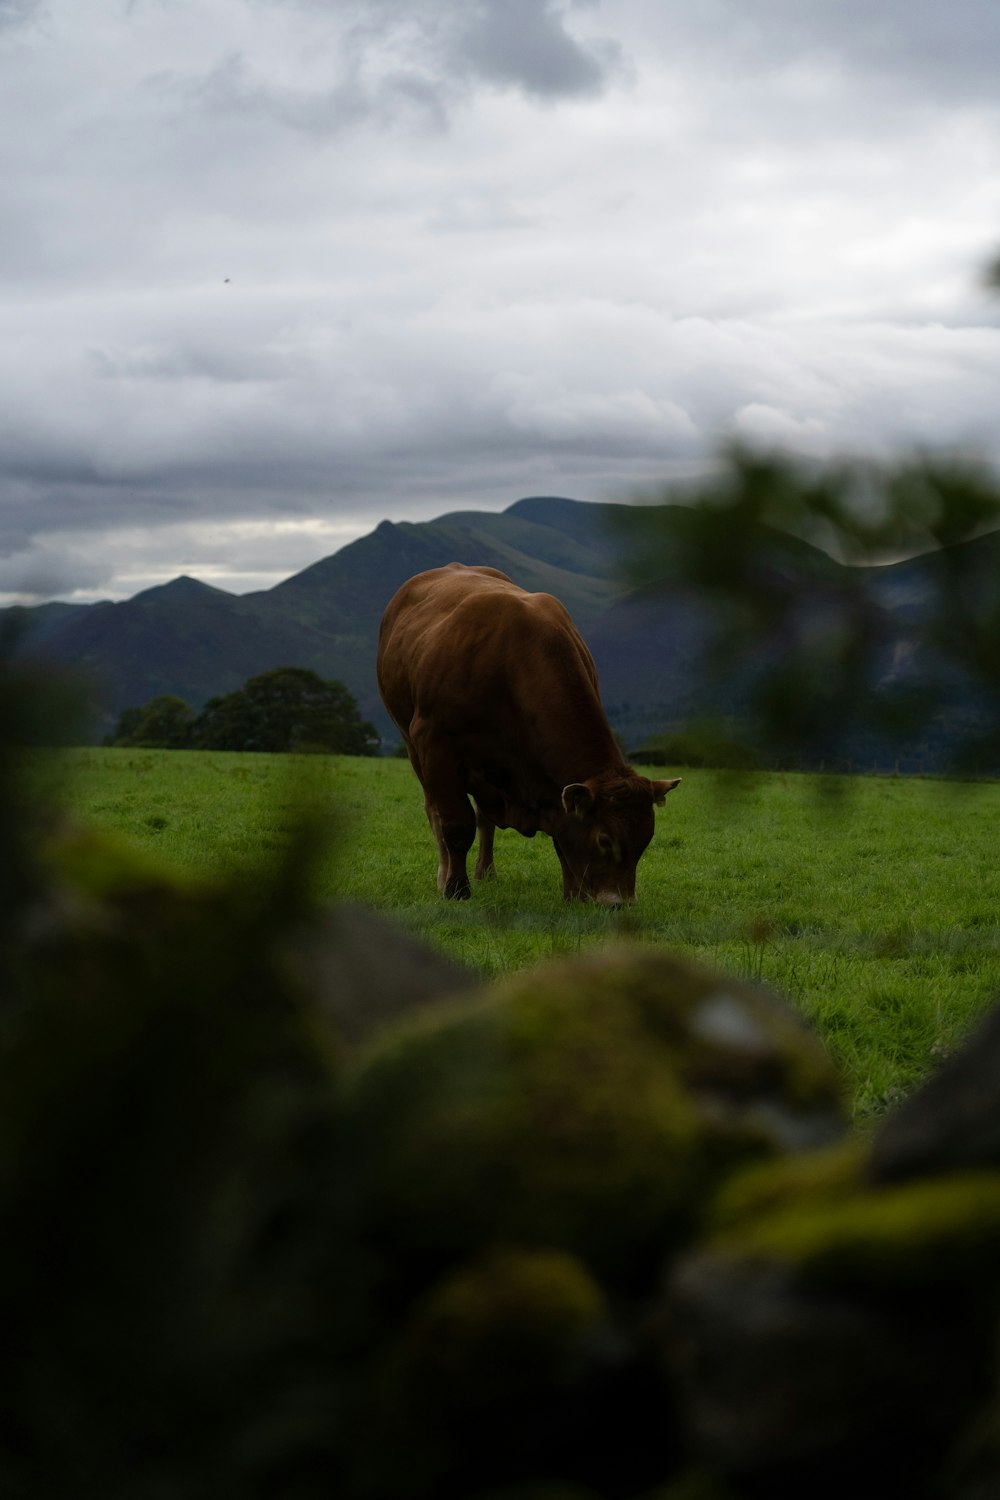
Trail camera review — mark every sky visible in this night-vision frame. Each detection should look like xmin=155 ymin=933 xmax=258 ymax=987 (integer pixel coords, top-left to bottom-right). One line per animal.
xmin=2 ymin=0 xmax=999 ymax=605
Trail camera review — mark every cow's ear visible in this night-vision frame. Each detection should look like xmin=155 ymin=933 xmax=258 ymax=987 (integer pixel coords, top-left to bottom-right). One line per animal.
xmin=562 ymin=782 xmax=596 ymax=818
xmin=651 ymin=777 xmax=681 ymax=805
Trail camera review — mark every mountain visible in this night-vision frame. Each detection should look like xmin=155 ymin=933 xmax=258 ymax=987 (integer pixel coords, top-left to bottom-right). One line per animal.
xmin=4 ymin=496 xmax=642 ymax=742
xmin=267 ymin=495 xmax=630 ymax=631
xmin=3 ymin=600 xmax=93 ymax=645
xmin=5 ymin=496 xmax=999 ymax=771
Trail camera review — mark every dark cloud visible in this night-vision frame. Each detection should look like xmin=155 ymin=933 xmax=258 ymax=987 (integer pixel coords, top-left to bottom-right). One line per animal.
xmin=0 ymin=0 xmax=41 ymax=30
xmin=452 ymin=0 xmax=621 ymax=99
xmin=653 ymin=0 xmax=1000 ymax=104
xmin=772 ymin=0 xmax=1000 ymax=99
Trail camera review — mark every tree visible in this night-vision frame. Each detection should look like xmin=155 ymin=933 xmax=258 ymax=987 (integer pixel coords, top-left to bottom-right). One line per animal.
xmin=192 ymin=667 xmax=379 ymax=755
xmin=107 ymin=695 xmax=194 ymax=748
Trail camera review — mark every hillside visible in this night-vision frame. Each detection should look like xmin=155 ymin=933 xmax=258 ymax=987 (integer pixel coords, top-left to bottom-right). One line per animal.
xmin=5 ymin=496 xmax=650 ymax=741
xmin=5 ymin=495 xmax=999 ymax=770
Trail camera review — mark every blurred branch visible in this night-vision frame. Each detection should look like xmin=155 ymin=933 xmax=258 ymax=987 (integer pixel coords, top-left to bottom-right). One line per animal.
xmin=620 ymin=446 xmax=1000 ymax=777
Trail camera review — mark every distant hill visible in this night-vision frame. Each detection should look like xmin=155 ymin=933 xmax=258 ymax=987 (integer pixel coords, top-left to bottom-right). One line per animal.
xmin=4 ymin=495 xmax=641 ymax=743
xmin=5 ymin=495 xmax=999 ymax=771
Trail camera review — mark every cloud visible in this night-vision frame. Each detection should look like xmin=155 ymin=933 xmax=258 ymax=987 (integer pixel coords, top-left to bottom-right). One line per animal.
xmin=0 ymin=513 xmax=375 ymax=605
xmin=0 ymin=0 xmax=41 ymax=30
xmin=1 ymin=0 xmax=999 ymax=603
xmin=0 ymin=537 xmax=110 ymax=604
xmin=154 ymin=0 xmax=622 ymax=144
xmin=4 ymin=289 xmax=995 ymax=520
xmin=451 ymin=0 xmax=621 ymax=99
xmin=638 ymin=0 xmax=1000 ymax=107
xmin=186 ymin=46 xmax=450 ymax=138
xmin=763 ymin=0 xmax=1000 ymax=103
xmin=732 ymin=404 xmax=832 ymax=457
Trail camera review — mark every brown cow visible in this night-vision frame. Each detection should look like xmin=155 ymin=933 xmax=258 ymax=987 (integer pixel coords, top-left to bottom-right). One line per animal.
xmin=376 ymin=563 xmax=680 ymax=903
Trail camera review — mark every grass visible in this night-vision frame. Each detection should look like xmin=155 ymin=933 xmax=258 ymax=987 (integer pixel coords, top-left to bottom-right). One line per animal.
xmin=44 ymin=747 xmax=1000 ymax=1126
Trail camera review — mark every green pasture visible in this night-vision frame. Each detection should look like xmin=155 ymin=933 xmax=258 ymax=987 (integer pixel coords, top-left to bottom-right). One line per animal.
xmin=45 ymin=747 xmax=1000 ymax=1124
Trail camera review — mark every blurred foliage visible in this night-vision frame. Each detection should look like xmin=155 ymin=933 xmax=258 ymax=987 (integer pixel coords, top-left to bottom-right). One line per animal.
xmin=1 ymin=619 xmax=88 ymax=952
xmin=619 ymin=446 xmax=1000 ymax=776
xmin=2 ymin=653 xmax=347 ymax=1496
xmin=629 ymin=721 xmax=759 ymax=772
xmin=107 ymin=666 xmax=380 ymax=755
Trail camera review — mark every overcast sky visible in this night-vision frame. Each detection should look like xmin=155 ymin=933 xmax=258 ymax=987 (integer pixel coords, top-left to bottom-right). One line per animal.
xmin=2 ymin=0 xmax=999 ymax=604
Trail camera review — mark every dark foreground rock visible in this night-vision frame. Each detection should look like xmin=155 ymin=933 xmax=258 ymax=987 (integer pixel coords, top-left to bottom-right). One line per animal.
xmin=662 ymin=1060 xmax=1000 ymax=1500
xmin=286 ymin=899 xmax=481 ymax=1046
xmin=870 ymin=1003 xmax=1000 ymax=1183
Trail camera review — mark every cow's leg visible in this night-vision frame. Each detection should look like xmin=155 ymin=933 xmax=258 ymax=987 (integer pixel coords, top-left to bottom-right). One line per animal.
xmin=423 ymin=796 xmax=450 ymax=893
xmin=552 ymin=838 xmax=577 ymax=900
xmin=436 ymin=798 xmax=476 ymax=899
xmin=405 ymin=731 xmax=460 ymax=895
xmin=474 ymin=809 xmax=497 ymax=881
xmin=419 ymin=751 xmax=476 ymax=900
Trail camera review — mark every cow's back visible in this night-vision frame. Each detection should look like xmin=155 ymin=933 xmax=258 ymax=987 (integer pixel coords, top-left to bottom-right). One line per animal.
xmin=377 ymin=564 xmax=597 ymax=743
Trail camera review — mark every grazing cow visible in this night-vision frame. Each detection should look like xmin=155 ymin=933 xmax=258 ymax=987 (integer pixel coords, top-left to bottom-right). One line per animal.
xmin=376 ymin=564 xmax=680 ymax=903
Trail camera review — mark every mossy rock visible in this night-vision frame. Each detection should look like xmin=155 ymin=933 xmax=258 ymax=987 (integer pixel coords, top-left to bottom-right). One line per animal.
xmin=636 ymin=1476 xmax=740 ymax=1500
xmin=38 ymin=818 xmax=204 ymax=903
xmin=285 ymin=901 xmax=481 ymax=1049
xmin=338 ymin=949 xmax=844 ymax=1290
xmin=665 ymin=1242 xmax=983 ymax=1499
xmin=465 ymin=1488 xmax=603 ymax=1500
xmin=870 ymin=1002 xmax=1000 ymax=1184
xmin=708 ymin=1169 xmax=1000 ymax=1295
xmin=385 ymin=1247 xmax=607 ymax=1405
xmin=350 ymin=1249 xmax=612 ymax=1498
xmin=706 ymin=1140 xmax=867 ymax=1236
xmin=665 ymin=1169 xmax=1000 ymax=1497
xmin=0 ymin=821 xmax=350 ymax=1497
xmin=947 ymin=1395 xmax=1000 ymax=1500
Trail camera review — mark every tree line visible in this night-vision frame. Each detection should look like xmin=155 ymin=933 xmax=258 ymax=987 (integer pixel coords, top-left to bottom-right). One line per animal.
xmin=106 ymin=666 xmax=380 ymax=755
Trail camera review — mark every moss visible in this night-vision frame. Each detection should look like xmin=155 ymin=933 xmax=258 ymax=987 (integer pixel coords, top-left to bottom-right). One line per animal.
xmin=350 ymin=1250 xmax=614 ymax=1499
xmin=383 ymin=1248 xmax=607 ymax=1410
xmin=709 ymin=1170 xmax=1000 ymax=1294
xmin=636 ymin=1474 xmax=740 ymax=1500
xmin=707 ymin=1140 xmax=867 ymax=1235
xmin=621 ymin=950 xmax=841 ymax=1112
xmin=341 ymin=975 xmax=705 ymax=1283
xmin=340 ymin=948 xmax=844 ymax=1287
xmin=39 ymin=819 xmax=202 ymax=901
xmin=500 ymin=948 xmax=844 ymax=1146
xmin=466 ymin=1488 xmax=602 ymax=1500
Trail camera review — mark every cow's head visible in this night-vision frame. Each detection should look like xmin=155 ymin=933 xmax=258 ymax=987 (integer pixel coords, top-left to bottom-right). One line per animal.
xmin=553 ymin=773 xmax=681 ymax=904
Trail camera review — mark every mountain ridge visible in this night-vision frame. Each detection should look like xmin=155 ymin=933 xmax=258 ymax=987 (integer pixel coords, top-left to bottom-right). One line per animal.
xmin=5 ymin=495 xmax=998 ymax=770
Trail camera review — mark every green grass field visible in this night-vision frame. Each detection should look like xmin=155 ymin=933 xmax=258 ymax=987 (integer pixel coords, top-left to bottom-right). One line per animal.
xmin=46 ymin=747 xmax=1000 ymax=1125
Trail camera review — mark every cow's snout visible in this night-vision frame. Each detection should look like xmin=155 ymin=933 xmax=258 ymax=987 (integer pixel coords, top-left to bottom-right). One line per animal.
xmin=592 ymin=888 xmax=634 ymax=908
